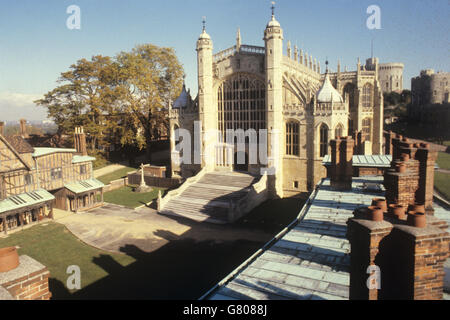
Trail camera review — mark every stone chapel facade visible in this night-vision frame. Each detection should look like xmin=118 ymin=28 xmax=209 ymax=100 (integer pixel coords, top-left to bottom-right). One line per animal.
xmin=169 ymin=11 xmax=383 ymax=198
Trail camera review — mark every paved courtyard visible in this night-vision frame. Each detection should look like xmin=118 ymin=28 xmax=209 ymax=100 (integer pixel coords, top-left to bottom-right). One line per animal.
xmin=54 ymin=203 xmax=276 ymax=254
xmin=48 ymin=200 xmax=304 ymax=299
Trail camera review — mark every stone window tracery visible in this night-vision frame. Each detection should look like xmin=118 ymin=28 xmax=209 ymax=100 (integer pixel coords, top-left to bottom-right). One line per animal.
xmin=362 ymin=83 xmax=373 ymax=109
xmin=217 ymin=73 xmax=266 ymax=139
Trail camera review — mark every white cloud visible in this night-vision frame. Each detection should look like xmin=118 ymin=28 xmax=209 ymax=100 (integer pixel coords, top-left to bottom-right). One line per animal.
xmin=0 ymin=92 xmax=48 ymax=121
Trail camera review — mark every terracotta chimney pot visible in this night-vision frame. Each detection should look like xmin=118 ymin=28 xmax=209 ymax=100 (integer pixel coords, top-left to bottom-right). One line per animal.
xmin=0 ymin=247 xmax=20 ymax=273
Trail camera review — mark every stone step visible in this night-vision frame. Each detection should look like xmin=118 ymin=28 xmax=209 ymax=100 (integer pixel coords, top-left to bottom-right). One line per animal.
xmin=191 ymin=183 xmax=249 ymax=192
xmin=159 ymin=209 xmax=228 ymax=224
xmin=201 ymin=173 xmax=256 ymax=185
xmin=175 ymin=196 xmax=230 ymax=208
xmin=159 ymin=171 xmax=260 ymax=224
xmin=165 ymin=200 xmax=229 ymax=217
xmin=181 ymin=187 xmax=249 ymax=201
xmin=163 ymin=206 xmax=227 ymax=220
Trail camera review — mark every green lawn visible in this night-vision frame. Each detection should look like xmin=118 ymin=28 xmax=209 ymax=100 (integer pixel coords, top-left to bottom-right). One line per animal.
xmin=435 ymin=171 xmax=450 ymax=201
xmin=0 ymin=196 xmax=307 ymax=299
xmin=436 ymin=152 xmax=450 ymax=171
xmin=0 ymin=223 xmax=135 ymax=299
xmin=102 ymin=185 xmax=166 ymax=208
xmin=97 ymin=166 xmax=138 ymax=185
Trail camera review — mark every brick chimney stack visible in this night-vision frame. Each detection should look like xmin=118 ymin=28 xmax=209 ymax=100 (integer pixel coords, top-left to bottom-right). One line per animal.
xmin=0 ymin=122 xmax=4 ymax=136
xmin=415 ymin=143 xmax=438 ymax=215
xmin=19 ymin=119 xmax=28 ymax=138
xmin=347 ymin=206 xmax=449 ymax=300
xmin=74 ymin=127 xmax=88 ymax=156
xmin=351 ymin=131 xmax=365 ymax=155
xmin=330 ymin=136 xmax=354 ymax=190
xmin=384 ymin=138 xmax=437 ymax=215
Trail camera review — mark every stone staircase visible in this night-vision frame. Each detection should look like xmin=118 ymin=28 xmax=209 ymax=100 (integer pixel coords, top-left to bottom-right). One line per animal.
xmin=159 ymin=171 xmax=259 ymax=224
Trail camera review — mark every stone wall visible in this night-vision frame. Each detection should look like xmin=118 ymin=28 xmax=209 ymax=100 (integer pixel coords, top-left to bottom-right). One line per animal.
xmin=103 ymin=177 xmax=128 ymax=192
xmin=127 ymin=172 xmax=181 ymax=189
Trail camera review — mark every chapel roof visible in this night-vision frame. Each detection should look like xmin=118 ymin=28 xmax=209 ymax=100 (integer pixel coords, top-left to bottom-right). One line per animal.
xmin=316 ymin=72 xmax=344 ymax=103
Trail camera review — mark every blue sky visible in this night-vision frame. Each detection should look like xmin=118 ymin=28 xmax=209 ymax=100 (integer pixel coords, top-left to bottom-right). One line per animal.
xmin=0 ymin=0 xmax=448 ymax=121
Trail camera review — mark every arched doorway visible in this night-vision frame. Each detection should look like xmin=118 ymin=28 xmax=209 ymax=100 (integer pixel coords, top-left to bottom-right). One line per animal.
xmin=233 ymin=151 xmax=248 ymax=172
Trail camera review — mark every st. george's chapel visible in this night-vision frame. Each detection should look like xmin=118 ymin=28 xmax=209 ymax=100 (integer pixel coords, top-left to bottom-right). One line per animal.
xmin=169 ymin=7 xmax=383 ymax=198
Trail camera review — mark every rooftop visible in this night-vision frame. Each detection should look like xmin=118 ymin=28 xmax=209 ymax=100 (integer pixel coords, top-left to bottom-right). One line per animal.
xmin=32 ymin=147 xmax=77 ymax=157
xmin=322 ymin=154 xmax=392 ymax=168
xmin=72 ymin=155 xmax=96 ymax=164
xmin=316 ymin=73 xmax=343 ymax=103
xmin=4 ymin=135 xmax=34 ymax=154
xmin=0 ymin=189 xmax=55 ymax=214
xmin=204 ymin=176 xmax=387 ymax=300
xmin=64 ymin=178 xmax=104 ymax=195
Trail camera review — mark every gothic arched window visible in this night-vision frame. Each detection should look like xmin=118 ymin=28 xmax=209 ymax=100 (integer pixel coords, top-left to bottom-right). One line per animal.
xmin=217 ymin=73 xmax=266 ymax=138
xmin=362 ymin=83 xmax=373 ymax=109
xmin=319 ymin=124 xmax=328 ymax=157
xmin=286 ymin=121 xmax=300 ymax=156
xmin=343 ymin=83 xmax=356 ymax=111
xmin=362 ymin=118 xmax=372 ymax=141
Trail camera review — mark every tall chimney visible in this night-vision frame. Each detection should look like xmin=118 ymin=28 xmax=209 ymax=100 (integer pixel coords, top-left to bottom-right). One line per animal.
xmin=0 ymin=122 xmax=4 ymax=136
xmin=74 ymin=127 xmax=88 ymax=156
xmin=19 ymin=119 xmax=28 ymax=138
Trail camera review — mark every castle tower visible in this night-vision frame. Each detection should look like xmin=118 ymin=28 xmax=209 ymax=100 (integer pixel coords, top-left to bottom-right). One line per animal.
xmin=196 ymin=18 xmax=216 ymax=169
xmin=264 ymin=4 xmax=284 ymax=197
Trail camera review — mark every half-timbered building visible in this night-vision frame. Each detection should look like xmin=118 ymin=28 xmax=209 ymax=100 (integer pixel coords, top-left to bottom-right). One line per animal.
xmin=0 ymin=126 xmax=104 ymax=234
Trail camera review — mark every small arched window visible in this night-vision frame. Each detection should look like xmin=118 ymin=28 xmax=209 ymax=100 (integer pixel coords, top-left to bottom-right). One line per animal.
xmin=335 ymin=124 xmax=344 ymax=139
xmin=362 ymin=83 xmax=373 ymax=108
xmin=319 ymin=124 xmax=328 ymax=157
xmin=286 ymin=121 xmax=300 ymax=156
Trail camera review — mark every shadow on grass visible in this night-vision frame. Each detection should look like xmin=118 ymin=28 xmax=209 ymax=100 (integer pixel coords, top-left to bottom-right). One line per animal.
xmin=50 ymin=195 xmax=307 ymax=300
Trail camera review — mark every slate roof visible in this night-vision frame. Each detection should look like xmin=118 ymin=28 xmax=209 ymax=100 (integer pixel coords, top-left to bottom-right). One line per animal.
xmin=203 ymin=176 xmax=386 ymax=300
xmin=5 ymin=135 xmax=34 ymax=154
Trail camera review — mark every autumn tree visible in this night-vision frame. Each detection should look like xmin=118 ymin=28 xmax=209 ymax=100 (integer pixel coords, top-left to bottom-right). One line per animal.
xmin=36 ymin=44 xmax=184 ymax=160
xmin=115 ymin=44 xmax=184 ymax=159
xmin=35 ymin=55 xmax=121 ymax=150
